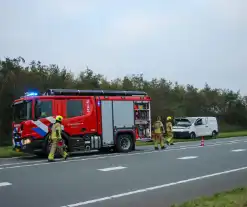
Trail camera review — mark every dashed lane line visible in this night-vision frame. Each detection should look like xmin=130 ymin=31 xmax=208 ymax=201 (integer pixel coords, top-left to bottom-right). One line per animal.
xmin=231 ymin=149 xmax=246 ymax=152
xmin=0 ymin=139 xmax=246 ymax=168
xmin=177 ymin=156 xmax=198 ymax=160
xmin=0 ymin=153 xmax=111 ymax=167
xmin=98 ymin=166 xmax=127 ymax=172
xmin=0 ymin=182 xmax=12 ymax=187
xmin=0 ymin=139 xmax=246 ymax=170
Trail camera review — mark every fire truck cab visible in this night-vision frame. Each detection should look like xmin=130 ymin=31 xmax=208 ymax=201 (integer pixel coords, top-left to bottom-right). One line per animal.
xmin=12 ymin=89 xmax=151 ymax=156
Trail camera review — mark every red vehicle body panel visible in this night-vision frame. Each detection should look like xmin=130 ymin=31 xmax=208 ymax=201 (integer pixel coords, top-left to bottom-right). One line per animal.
xmin=12 ymin=93 xmax=151 ymax=151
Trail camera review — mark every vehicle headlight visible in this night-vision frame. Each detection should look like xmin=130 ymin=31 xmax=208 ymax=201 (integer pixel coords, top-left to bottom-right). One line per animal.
xmin=23 ymin=139 xmax=31 ymax=145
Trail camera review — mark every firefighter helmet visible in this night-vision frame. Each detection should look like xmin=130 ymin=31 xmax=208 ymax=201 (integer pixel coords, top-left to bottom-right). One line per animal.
xmin=55 ymin=115 xmax=63 ymax=122
xmin=167 ymin=116 xmax=172 ymax=121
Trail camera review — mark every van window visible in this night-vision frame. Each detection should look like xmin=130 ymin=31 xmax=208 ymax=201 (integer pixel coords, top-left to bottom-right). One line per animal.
xmin=174 ymin=119 xmax=191 ymax=127
xmin=67 ymin=100 xmax=83 ymax=118
xmin=195 ymin=119 xmax=203 ymax=125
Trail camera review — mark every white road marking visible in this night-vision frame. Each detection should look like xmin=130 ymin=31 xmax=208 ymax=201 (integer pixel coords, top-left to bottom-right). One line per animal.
xmin=0 ymin=139 xmax=246 ymax=170
xmin=231 ymin=149 xmax=246 ymax=152
xmin=60 ymin=165 xmax=247 ymax=207
xmin=98 ymin=166 xmax=127 ymax=172
xmin=0 ymin=155 xmax=35 ymax=160
xmin=0 ymin=137 xmax=245 ymax=162
xmin=177 ymin=156 xmax=198 ymax=160
xmin=0 ymin=153 xmax=105 ymax=167
xmin=0 ymin=182 xmax=12 ymax=187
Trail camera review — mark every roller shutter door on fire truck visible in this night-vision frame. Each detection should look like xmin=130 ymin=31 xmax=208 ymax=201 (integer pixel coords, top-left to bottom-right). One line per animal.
xmin=101 ymin=101 xmax=134 ymax=145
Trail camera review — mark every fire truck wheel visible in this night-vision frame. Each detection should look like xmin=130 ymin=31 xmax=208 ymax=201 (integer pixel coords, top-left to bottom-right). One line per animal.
xmin=116 ymin=134 xmax=134 ymax=153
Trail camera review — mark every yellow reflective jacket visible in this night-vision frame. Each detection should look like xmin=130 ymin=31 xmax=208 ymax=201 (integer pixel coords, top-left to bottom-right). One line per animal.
xmin=51 ymin=122 xmax=62 ymax=140
xmin=153 ymin=120 xmax=164 ymax=134
xmin=166 ymin=121 xmax=173 ymax=133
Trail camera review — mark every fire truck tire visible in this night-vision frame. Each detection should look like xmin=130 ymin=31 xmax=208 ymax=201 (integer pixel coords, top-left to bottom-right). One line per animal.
xmin=116 ymin=133 xmax=134 ymax=153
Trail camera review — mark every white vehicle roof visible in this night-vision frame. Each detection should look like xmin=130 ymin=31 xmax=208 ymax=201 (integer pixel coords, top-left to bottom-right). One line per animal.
xmin=175 ymin=116 xmax=216 ymax=123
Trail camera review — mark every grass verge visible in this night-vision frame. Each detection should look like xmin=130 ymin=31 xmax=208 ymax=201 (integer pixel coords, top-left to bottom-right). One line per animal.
xmin=136 ymin=130 xmax=247 ymax=146
xmin=0 ymin=146 xmax=25 ymax=158
xmin=171 ymin=187 xmax=247 ymax=207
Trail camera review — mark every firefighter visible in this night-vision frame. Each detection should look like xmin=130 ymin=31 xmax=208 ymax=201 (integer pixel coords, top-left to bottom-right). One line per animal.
xmin=166 ymin=116 xmax=174 ymax=145
xmin=152 ymin=116 xmax=166 ymax=150
xmin=48 ymin=115 xmax=68 ymax=162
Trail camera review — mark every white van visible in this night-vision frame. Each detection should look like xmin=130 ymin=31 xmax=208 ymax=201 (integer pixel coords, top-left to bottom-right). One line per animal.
xmin=172 ymin=117 xmax=218 ymax=139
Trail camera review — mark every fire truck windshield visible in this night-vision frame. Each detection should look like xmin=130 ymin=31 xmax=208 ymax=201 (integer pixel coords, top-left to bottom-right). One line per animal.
xmin=12 ymin=101 xmax=32 ymax=123
xmin=34 ymin=99 xmax=52 ymax=119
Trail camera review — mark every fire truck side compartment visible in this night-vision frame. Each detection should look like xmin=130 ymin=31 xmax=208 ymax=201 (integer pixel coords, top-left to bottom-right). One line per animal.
xmin=113 ymin=101 xmax=134 ymax=129
xmin=101 ymin=100 xmax=135 ymax=146
xmin=101 ymin=100 xmax=114 ymax=145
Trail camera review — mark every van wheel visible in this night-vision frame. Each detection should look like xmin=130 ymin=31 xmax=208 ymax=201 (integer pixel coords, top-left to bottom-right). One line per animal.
xmin=116 ymin=134 xmax=134 ymax=153
xmin=212 ymin=131 xmax=217 ymax=139
xmin=190 ymin=132 xmax=196 ymax=139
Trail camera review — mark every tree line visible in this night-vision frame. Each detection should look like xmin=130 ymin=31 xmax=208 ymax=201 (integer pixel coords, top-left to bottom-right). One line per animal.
xmin=0 ymin=57 xmax=246 ymax=146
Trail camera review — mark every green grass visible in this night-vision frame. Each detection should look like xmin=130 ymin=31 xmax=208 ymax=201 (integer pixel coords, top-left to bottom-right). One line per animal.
xmin=171 ymin=187 xmax=247 ymax=207
xmin=0 ymin=146 xmax=25 ymax=158
xmin=136 ymin=130 xmax=247 ymax=146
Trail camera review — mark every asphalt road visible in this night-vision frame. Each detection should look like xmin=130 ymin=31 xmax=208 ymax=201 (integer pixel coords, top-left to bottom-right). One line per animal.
xmin=1 ymin=137 xmax=247 ymax=207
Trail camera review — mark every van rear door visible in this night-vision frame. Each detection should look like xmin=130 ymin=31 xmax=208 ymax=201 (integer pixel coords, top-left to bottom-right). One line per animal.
xmin=194 ymin=118 xmax=208 ymax=136
xmin=207 ymin=117 xmax=218 ymax=135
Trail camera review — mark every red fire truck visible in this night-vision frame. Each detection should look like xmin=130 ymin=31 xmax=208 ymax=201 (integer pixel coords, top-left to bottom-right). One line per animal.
xmin=12 ymin=89 xmax=152 ymax=156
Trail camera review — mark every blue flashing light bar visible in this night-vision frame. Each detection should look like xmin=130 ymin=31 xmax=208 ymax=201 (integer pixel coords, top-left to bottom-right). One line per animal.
xmin=25 ymin=92 xmax=38 ymax=97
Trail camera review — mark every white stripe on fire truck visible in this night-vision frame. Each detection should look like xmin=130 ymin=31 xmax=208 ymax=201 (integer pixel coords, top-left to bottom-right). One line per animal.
xmin=46 ymin=116 xmax=64 ymax=129
xmin=33 ymin=120 xmax=49 ymax=133
xmin=31 ymin=117 xmax=64 ymax=135
xmin=46 ymin=116 xmax=56 ymax=123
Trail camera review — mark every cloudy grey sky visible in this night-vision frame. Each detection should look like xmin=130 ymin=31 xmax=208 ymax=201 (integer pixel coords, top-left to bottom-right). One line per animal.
xmin=0 ymin=0 xmax=246 ymax=94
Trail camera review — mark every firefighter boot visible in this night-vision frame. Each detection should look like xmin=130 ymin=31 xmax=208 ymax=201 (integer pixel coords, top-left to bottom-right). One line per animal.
xmin=160 ymin=138 xmax=166 ymax=150
xmin=169 ymin=137 xmax=174 ymax=145
xmin=154 ymin=138 xmax=159 ymax=150
xmin=63 ymin=151 xmax=68 ymax=160
xmin=48 ymin=159 xmax=55 ymax=162
xmin=166 ymin=140 xmax=170 ymax=145
xmin=167 ymin=134 xmax=174 ymax=145
xmin=48 ymin=140 xmax=57 ymax=162
xmin=48 ymin=152 xmax=55 ymax=162
xmin=48 ymin=154 xmax=55 ymax=162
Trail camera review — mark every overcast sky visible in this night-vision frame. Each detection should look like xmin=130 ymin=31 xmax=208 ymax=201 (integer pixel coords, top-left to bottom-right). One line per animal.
xmin=0 ymin=0 xmax=246 ymax=94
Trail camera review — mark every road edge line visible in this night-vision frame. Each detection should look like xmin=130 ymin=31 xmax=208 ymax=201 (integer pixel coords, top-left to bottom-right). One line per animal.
xmin=61 ymin=165 xmax=247 ymax=207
